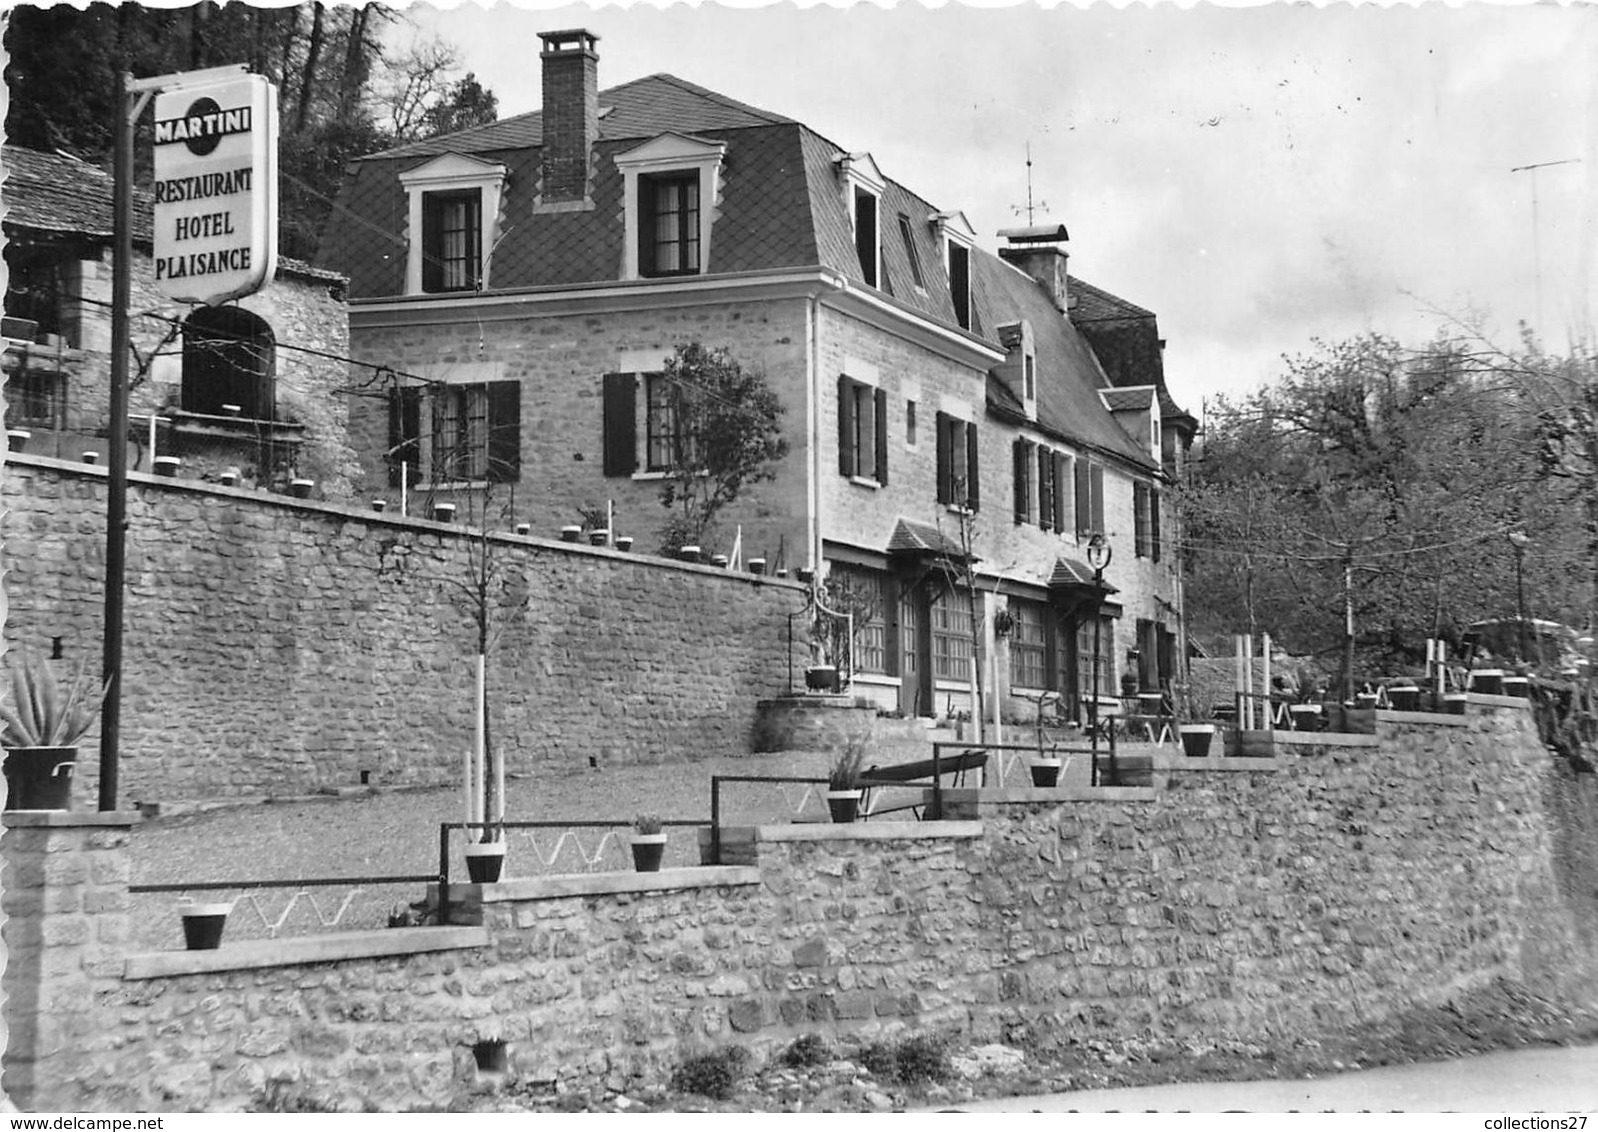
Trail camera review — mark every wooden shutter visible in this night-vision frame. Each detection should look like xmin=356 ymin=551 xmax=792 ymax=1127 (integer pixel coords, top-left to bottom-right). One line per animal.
xmin=1134 ymin=481 xmax=1150 ymax=557
xmin=1075 ymin=460 xmax=1091 ymax=536
xmin=486 ymin=381 xmax=521 ymax=483
xmin=936 ymin=411 xmax=952 ymax=504
xmin=1151 ymin=489 xmax=1162 ymax=562
xmin=1090 ymin=463 xmax=1105 ymax=531
xmin=1013 ymin=438 xmax=1028 ymax=524
xmin=965 ymin=422 xmax=980 ymax=511
xmin=874 ymin=386 xmax=889 ymax=485
xmin=1037 ymin=445 xmax=1053 ymax=531
xmin=1053 ymin=452 xmax=1069 ymax=533
xmin=602 ymin=373 xmax=637 ymax=477
xmin=838 ymin=376 xmax=857 ymax=478
xmin=387 ymin=386 xmax=421 ymax=487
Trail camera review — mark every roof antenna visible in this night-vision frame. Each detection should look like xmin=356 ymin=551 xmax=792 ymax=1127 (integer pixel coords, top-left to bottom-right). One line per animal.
xmin=1011 ymin=142 xmax=1049 ymax=226
xmin=1509 ymin=158 xmax=1581 ymax=338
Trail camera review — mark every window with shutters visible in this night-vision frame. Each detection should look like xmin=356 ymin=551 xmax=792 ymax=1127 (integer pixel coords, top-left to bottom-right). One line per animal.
xmin=1013 ymin=438 xmax=1033 ymax=525
xmin=391 ymin=380 xmax=520 ymax=486
xmin=1009 ymin=599 xmax=1052 ymax=691
xmin=1037 ymin=444 xmax=1055 ymax=532
xmin=1074 ymin=459 xmax=1106 ymax=537
xmin=838 ymin=376 xmax=888 ymax=485
xmin=646 ymin=372 xmax=700 ymax=473
xmin=935 ymin=412 xmax=979 ymax=511
xmin=1135 ymin=482 xmax=1152 ymax=558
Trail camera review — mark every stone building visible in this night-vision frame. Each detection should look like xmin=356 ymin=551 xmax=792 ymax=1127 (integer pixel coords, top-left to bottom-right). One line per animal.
xmin=318 ymin=29 xmax=1197 ymax=721
xmin=2 ymin=145 xmax=357 ymax=495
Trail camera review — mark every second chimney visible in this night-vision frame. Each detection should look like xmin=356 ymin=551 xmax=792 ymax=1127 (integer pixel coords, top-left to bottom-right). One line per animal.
xmin=539 ymin=29 xmax=600 ymax=203
xmin=998 ymin=224 xmax=1070 ymax=313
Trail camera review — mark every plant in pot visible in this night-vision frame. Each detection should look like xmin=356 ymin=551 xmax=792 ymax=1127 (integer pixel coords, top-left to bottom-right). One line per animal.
xmin=179 ymin=896 xmax=235 ymax=950
xmin=1171 ymin=684 xmax=1216 ymax=758
xmin=825 ymin=733 xmax=869 ymax=823
xmin=630 ymin=813 xmax=668 ymax=872
xmin=1028 ymin=690 xmax=1063 ymax=786
xmin=1 ymin=651 xmax=109 ymax=811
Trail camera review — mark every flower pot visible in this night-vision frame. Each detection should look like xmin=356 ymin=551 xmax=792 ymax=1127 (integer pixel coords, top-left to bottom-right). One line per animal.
xmin=589 ymin=529 xmax=611 ymax=546
xmin=748 ymin=558 xmax=766 ymax=575
xmin=560 ymin=525 xmax=581 ymax=542
xmin=1444 ymin=692 xmax=1469 ymax=715
xmin=796 ymin=567 xmax=814 ymax=584
xmin=615 ymin=536 xmax=633 ymax=552
xmin=1178 ymin=724 xmax=1216 ymax=758
xmin=81 ymin=451 xmax=99 ymax=465
xmin=219 ymin=469 xmax=240 ymax=487
xmin=1137 ymin=693 xmax=1164 ymax=716
xmin=464 ymin=840 xmax=506 ymax=884
xmin=630 ymin=833 xmax=667 ymax=872
xmin=1502 ymin=676 xmax=1530 ymax=699
xmin=289 ymin=478 xmax=315 ymax=499
xmin=1354 ymin=692 xmax=1378 ymax=710
xmin=7 ymin=429 xmax=31 ymax=453
xmin=826 ymin=789 xmax=862 ymax=823
xmin=805 ymin=664 xmax=839 ymax=693
xmin=153 ymin=456 xmax=181 ymax=477
xmin=180 ymin=901 xmax=233 ymax=950
xmin=515 ymin=522 xmax=531 ymax=535
xmin=1029 ymin=759 xmax=1061 ymax=787
xmin=1470 ymin=669 xmax=1504 ymax=695
xmin=2 ymin=746 xmax=77 ymax=810
xmin=1387 ymin=683 xmax=1420 ymax=712
xmin=432 ymin=502 xmax=457 ymax=523
xmin=711 ymin=554 xmax=729 ymax=568
xmin=370 ymin=498 xmax=387 ymax=512
xmin=221 ymin=403 xmax=242 ymax=417
xmin=680 ymin=545 xmax=702 ymax=562
xmin=1288 ymin=705 xmax=1323 ymax=732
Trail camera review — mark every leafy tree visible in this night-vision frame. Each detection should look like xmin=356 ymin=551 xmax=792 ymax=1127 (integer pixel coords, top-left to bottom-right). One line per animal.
xmin=1184 ymin=329 xmax=1594 ymax=689
xmin=2 ymin=3 xmax=496 ymax=262
xmin=654 ymin=343 xmax=789 ymax=554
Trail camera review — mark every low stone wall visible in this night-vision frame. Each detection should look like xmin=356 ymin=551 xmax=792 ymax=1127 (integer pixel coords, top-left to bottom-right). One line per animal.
xmin=3 ymin=699 xmax=1594 ymax=1111
xmin=0 ymin=456 xmax=807 ymax=802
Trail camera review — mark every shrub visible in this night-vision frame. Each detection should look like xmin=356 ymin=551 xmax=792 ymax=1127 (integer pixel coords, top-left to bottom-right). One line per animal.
xmin=858 ymin=1033 xmax=952 ymax=1085
xmin=669 ymin=1045 xmax=750 ymax=1100
xmin=782 ymin=1032 xmax=830 ymax=1068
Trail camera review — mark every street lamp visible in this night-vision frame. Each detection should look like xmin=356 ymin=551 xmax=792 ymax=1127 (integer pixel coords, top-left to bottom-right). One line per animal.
xmin=1086 ymin=534 xmax=1113 ymax=785
xmin=1508 ymin=531 xmax=1531 ymax=663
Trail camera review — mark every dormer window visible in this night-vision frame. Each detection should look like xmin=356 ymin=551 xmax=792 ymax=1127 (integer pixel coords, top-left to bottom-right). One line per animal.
xmin=398 ymin=153 xmax=509 ymax=296
xmin=837 ymin=153 xmax=885 ymax=290
xmin=935 ymin=211 xmax=977 ymax=331
xmin=616 ymin=133 xmax=726 ymax=281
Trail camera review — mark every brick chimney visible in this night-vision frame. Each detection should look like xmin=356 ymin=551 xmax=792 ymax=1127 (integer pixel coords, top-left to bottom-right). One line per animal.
xmin=539 ymin=29 xmax=600 ymax=203
xmin=998 ymin=224 xmax=1070 ymax=312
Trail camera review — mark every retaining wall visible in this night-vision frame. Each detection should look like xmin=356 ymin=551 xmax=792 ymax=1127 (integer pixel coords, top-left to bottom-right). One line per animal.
xmin=0 ymin=456 xmax=807 ymax=803
xmin=2 ymin=699 xmax=1595 ymax=1111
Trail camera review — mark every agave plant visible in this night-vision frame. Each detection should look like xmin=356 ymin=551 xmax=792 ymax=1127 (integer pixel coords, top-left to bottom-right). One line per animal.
xmin=0 ymin=652 xmax=109 ymax=749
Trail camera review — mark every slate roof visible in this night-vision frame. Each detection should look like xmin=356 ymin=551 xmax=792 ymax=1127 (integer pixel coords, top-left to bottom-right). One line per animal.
xmin=886 ymin=518 xmax=974 ymax=561
xmin=1067 ymin=274 xmax=1196 ymax=430
xmin=319 ymin=70 xmax=1174 ymax=464
xmin=1 ymin=146 xmax=343 ymax=285
xmin=1068 ymin=276 xmax=1155 ymax=325
xmin=1047 ymin=556 xmax=1121 ymax=595
xmin=1101 ymin=387 xmax=1155 ymax=413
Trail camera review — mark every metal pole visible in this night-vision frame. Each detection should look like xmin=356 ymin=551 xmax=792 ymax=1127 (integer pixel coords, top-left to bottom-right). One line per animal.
xmin=99 ymin=71 xmax=135 ymax=812
xmin=1090 ymin=579 xmax=1101 ymax=784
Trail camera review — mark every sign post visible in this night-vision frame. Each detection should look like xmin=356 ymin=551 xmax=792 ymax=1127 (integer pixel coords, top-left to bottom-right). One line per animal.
xmin=101 ymin=66 xmax=276 ymax=810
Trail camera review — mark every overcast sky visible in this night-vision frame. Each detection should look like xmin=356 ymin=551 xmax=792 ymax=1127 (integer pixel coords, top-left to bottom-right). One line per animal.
xmin=394 ymin=1 xmax=1596 ymax=411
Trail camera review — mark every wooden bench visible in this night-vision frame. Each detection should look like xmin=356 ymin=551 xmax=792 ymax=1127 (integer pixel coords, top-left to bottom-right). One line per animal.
xmin=859 ymin=750 xmax=989 ymax=820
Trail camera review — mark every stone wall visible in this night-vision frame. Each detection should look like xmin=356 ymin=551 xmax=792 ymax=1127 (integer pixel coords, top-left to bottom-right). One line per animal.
xmin=0 ymin=456 xmax=807 ymax=803
xmin=3 ymin=700 xmax=1594 ymax=1111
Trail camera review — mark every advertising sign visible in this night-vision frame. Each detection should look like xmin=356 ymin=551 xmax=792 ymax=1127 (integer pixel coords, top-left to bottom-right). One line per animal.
xmin=152 ymin=73 xmax=277 ymax=305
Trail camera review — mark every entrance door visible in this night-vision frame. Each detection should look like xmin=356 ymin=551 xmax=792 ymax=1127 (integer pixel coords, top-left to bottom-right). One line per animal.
xmin=899 ymin=585 xmax=934 ymax=717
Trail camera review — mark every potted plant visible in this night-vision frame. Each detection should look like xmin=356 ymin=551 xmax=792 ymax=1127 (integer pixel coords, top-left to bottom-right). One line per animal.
xmin=179 ymin=898 xmax=235 ymax=950
xmin=464 ymin=836 xmax=506 ymax=883
xmin=1386 ymin=678 xmax=1421 ymax=712
xmin=1 ymin=651 xmax=108 ymax=811
xmin=1171 ymin=684 xmax=1215 ymax=757
xmin=630 ymin=813 xmax=667 ymax=872
xmin=825 ymin=734 xmax=868 ymax=823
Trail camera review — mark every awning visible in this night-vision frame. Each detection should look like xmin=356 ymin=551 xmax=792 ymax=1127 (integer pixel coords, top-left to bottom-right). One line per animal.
xmin=886 ymin=518 xmax=978 ymax=564
xmin=1048 ymin=556 xmax=1122 ymax=618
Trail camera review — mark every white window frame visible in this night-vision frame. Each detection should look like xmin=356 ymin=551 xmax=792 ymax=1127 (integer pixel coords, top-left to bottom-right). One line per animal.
xmin=398 ymin=154 xmax=509 ymax=296
xmin=616 ymin=133 xmax=726 ymax=282
xmin=935 ymin=210 xmax=978 ymax=330
xmin=837 ymin=153 xmax=885 ymax=289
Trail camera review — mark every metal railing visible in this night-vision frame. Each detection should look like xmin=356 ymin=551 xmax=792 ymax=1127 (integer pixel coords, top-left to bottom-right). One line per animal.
xmin=707 ymin=775 xmax=830 ymax=865
xmin=129 ymin=870 xmax=440 ymax=943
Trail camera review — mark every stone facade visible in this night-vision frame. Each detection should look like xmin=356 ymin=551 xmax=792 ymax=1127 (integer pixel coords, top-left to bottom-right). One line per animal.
xmin=0 ymin=456 xmax=806 ymax=803
xmin=3 ymin=700 xmax=1593 ymax=1111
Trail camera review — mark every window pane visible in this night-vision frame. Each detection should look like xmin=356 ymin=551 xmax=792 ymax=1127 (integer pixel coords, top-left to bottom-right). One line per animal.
xmin=1009 ymin=600 xmax=1049 ymax=689
xmin=932 ymin=596 xmax=974 ymax=681
xmin=828 ymin=564 xmax=888 ymax=675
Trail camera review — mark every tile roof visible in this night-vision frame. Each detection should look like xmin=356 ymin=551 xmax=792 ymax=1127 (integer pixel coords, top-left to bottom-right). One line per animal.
xmin=886 ymin=518 xmax=974 ymax=561
xmin=1047 ymin=556 xmax=1121 ymax=594
xmin=1101 ymin=386 xmax=1155 ymax=413
xmin=1067 ymin=274 xmax=1196 ymax=428
xmin=1068 ymin=276 xmax=1155 ymax=324
xmin=1 ymin=146 xmax=343 ymax=285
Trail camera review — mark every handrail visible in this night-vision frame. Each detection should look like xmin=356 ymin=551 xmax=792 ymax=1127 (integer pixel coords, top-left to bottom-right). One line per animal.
xmin=709 ymin=774 xmax=828 ymax=864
